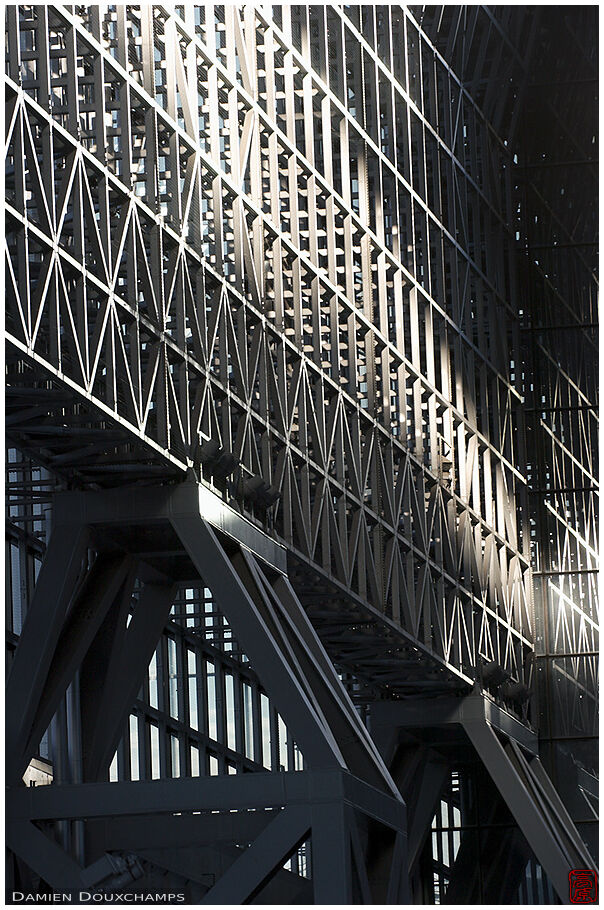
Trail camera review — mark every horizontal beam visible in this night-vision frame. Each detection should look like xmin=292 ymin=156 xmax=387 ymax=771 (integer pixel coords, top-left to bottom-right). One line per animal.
xmin=87 ymin=809 xmax=281 ymax=853
xmin=52 ymin=481 xmax=287 ymax=574
xmin=7 ymin=769 xmax=406 ymax=833
xmin=370 ymin=693 xmax=539 ymax=755
xmin=533 ymin=569 xmax=599 ymax=576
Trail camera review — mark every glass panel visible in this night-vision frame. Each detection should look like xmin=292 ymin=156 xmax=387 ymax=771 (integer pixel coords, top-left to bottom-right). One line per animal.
xmin=294 ymin=743 xmax=303 ymax=770
xmin=225 ymin=673 xmax=236 ymax=751
xmin=206 ymin=661 xmax=218 ymax=741
xmin=185 ymin=588 xmax=196 ymax=628
xmin=148 ymin=650 xmax=158 ymax=709
xmin=242 ymin=683 xmax=254 ymax=760
xmin=150 ymin=724 xmax=160 ymax=779
xmin=190 ymin=745 xmax=200 ymax=777
xmin=129 ymin=714 xmax=139 ymax=781
xmin=441 ymin=831 xmax=449 ymax=867
xmin=261 ymin=693 xmax=271 ymax=769
xmin=168 ymin=638 xmax=179 ymax=719
xmin=188 ymin=649 xmax=198 ymax=730
xmin=278 ymin=714 xmax=288 ymax=771
xmin=171 ymin=734 xmax=180 ymax=778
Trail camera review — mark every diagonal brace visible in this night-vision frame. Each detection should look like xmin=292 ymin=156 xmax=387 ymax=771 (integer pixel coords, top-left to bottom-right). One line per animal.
xmin=6 ymin=522 xmax=90 ymax=784
xmin=200 ymin=806 xmax=311 ymax=904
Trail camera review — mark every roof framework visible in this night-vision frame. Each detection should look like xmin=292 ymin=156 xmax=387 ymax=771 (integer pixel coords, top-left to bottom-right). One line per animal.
xmin=5 ymin=4 xmax=598 ymax=903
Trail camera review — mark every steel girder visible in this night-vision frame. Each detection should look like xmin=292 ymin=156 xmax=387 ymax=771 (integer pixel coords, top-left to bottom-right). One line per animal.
xmin=6 ymin=480 xmax=408 ymax=903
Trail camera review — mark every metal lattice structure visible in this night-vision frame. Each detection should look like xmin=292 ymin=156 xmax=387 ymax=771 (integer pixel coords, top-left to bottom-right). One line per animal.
xmin=517 ymin=5 xmax=599 ymax=860
xmin=5 ymin=4 xmax=598 ymax=905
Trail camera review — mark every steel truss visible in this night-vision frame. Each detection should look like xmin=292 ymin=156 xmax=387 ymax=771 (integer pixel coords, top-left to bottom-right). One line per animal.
xmin=5 ymin=2 xmax=534 ymax=686
xmin=5 ymin=3 xmax=598 ymax=905
xmin=515 ymin=10 xmax=599 ymax=846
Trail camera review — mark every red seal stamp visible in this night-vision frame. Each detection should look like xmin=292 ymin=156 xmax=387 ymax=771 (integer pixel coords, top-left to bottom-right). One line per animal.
xmin=569 ymin=869 xmax=598 ymax=903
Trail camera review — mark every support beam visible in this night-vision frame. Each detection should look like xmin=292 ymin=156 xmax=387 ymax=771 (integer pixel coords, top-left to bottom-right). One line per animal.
xmin=82 ymin=579 xmax=179 ymax=781
xmin=268 ymin=568 xmax=400 ymax=797
xmin=17 ymin=552 xmax=134 ymax=782
xmin=170 ymin=515 xmax=347 ymax=771
xmin=370 ymin=693 xmax=539 ymax=755
xmin=386 ymin=832 xmax=409 ymax=904
xmin=135 ymin=843 xmax=313 ymax=905
xmin=505 ymin=739 xmax=594 ymax=870
xmin=371 ymin=693 xmax=598 ymax=901
xmin=6 ymin=522 xmax=90 ymax=785
xmin=348 ymin=808 xmax=373 ymax=903
xmin=6 ymin=821 xmax=85 ymax=892
xmin=7 ymin=772 xmax=406 ymax=902
xmin=79 ymin=561 xmax=140 ymax=779
xmin=407 ymin=759 xmax=449 ymax=871
xmin=200 ymin=806 xmax=311 ymax=904
xmin=87 ymin=810 xmax=281 ymax=854
xmin=310 ymin=801 xmax=353 ymax=904
xmin=443 ymin=798 xmax=529 ymax=904
xmin=464 ymin=718 xmax=586 ymax=902
xmin=6 ymin=769 xmax=404 ymax=830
